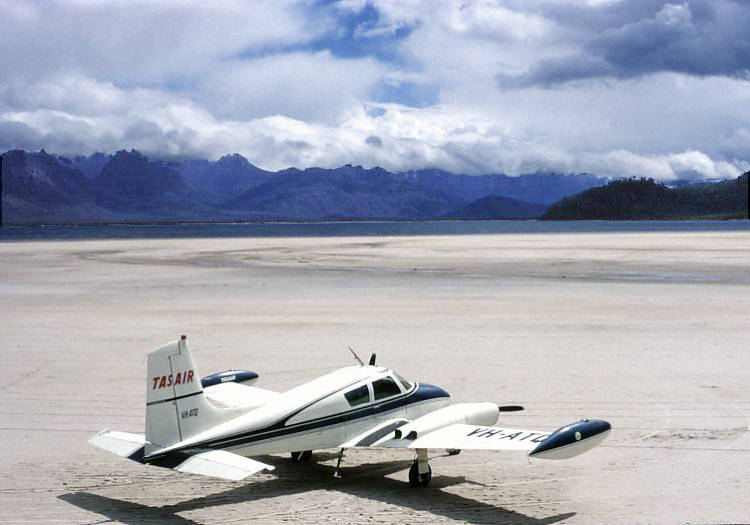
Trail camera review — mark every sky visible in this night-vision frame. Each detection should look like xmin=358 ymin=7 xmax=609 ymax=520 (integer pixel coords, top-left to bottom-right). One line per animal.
xmin=1 ymin=0 xmax=748 ymax=180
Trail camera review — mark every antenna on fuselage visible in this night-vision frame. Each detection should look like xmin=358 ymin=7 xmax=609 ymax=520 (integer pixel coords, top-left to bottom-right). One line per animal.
xmin=347 ymin=345 xmax=364 ymax=366
xmin=368 ymin=353 xmax=376 ymax=366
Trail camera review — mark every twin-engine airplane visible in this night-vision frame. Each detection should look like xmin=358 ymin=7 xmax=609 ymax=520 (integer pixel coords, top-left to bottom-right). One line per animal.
xmin=90 ymin=336 xmax=611 ymax=487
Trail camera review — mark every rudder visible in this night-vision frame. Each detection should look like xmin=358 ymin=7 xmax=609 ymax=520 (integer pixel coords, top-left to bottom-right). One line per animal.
xmin=145 ymin=335 xmax=231 ymax=455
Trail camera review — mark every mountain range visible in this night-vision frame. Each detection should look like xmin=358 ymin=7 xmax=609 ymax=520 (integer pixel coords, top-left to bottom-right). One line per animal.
xmin=1 ymin=149 xmax=608 ymax=225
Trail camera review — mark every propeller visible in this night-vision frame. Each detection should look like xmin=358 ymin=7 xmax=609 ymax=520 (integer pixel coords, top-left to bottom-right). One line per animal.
xmin=347 ymin=346 xmax=364 ymax=366
xmin=346 ymin=346 xmax=377 ymax=366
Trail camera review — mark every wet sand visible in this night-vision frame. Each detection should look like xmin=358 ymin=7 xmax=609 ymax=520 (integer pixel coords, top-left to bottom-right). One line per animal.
xmin=1 ymin=231 xmax=749 ymax=524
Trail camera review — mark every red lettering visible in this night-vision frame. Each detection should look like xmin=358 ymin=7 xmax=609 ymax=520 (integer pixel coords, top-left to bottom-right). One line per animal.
xmin=167 ymin=374 xmax=173 ymax=387
xmin=187 ymin=370 xmax=194 ymax=383
xmin=152 ymin=377 xmax=160 ymax=389
xmin=175 ymin=372 xmax=182 ymax=385
xmin=158 ymin=376 xmax=167 ymax=389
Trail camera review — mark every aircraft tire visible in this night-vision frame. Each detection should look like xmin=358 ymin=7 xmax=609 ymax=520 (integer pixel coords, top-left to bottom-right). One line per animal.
xmin=408 ymin=462 xmax=432 ymax=488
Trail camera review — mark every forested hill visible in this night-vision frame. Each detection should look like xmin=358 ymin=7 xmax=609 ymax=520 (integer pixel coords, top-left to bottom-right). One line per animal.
xmin=542 ymin=174 xmax=749 ymax=220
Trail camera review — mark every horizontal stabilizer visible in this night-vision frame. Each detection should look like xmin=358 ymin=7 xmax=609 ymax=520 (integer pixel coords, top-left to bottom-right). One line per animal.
xmin=89 ymin=430 xmax=145 ymax=459
xmin=173 ymin=450 xmax=274 ymax=480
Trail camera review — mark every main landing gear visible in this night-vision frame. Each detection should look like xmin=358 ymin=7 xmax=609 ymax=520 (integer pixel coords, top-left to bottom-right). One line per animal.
xmin=409 ymin=449 xmax=432 ymax=488
xmin=290 ymin=450 xmax=312 ymax=463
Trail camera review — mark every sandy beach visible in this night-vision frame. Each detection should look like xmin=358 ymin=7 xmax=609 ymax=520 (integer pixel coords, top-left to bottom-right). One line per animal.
xmin=1 ymin=231 xmax=749 ymax=524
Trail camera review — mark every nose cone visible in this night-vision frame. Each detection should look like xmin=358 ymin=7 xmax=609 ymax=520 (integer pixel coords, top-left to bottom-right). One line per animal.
xmin=413 ymin=382 xmax=451 ymax=402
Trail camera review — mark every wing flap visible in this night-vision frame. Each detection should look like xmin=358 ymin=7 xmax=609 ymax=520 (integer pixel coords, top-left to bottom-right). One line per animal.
xmin=339 ymin=418 xmax=410 ymax=448
xmin=174 ymin=450 xmax=275 ymax=481
xmin=381 ymin=424 xmax=550 ymax=451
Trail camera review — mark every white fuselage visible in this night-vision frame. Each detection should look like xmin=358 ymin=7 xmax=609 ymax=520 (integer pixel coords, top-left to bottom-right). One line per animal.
xmin=148 ymin=365 xmax=451 ymax=461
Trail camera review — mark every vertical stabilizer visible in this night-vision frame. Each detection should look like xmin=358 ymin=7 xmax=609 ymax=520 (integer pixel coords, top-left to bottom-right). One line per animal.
xmin=145 ymin=336 xmax=231 ymax=455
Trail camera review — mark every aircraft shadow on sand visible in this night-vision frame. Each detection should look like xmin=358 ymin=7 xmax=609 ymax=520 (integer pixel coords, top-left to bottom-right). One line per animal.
xmin=59 ymin=454 xmax=575 ymax=525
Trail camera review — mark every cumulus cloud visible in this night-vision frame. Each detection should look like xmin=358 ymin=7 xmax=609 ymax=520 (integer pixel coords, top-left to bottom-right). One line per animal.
xmin=2 ymin=76 xmax=740 ymax=182
xmin=0 ymin=0 xmax=748 ymax=180
xmin=0 ymin=0 xmax=329 ymax=85
xmin=496 ymin=0 xmax=750 ymax=87
xmin=193 ymin=51 xmax=388 ymax=123
xmin=580 ymin=149 xmax=741 ymax=181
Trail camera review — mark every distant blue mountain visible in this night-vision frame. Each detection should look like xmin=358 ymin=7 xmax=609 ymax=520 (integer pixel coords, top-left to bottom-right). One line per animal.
xmin=226 ymin=165 xmax=460 ymax=220
xmin=444 ymin=195 xmax=548 ymax=219
xmin=402 ymin=169 xmax=606 ymax=205
xmin=181 ymin=154 xmax=273 ymax=205
xmin=93 ymin=150 xmax=189 ymax=212
xmin=1 ymin=149 xmax=609 ymax=225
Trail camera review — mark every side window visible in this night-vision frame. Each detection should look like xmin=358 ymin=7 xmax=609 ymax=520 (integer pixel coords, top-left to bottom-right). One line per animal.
xmin=345 ymin=384 xmax=370 ymax=407
xmin=372 ymin=377 xmax=401 ymax=401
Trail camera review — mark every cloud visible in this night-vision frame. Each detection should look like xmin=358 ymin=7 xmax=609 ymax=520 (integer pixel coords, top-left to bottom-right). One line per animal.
xmin=192 ymin=51 xmax=388 ymax=123
xmin=0 ymin=0 xmax=329 ymax=84
xmin=1 ymin=72 xmax=746 ymax=180
xmin=0 ymin=0 xmax=748 ymax=181
xmin=496 ymin=0 xmax=750 ymax=87
xmin=580 ymin=149 xmax=741 ymax=181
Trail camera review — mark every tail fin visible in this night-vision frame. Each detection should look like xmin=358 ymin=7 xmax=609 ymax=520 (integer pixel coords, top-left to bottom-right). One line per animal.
xmin=145 ymin=335 xmax=232 ymax=455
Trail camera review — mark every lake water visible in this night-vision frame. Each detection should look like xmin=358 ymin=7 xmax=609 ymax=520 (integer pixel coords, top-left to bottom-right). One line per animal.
xmin=1 ymin=220 xmax=749 ymax=242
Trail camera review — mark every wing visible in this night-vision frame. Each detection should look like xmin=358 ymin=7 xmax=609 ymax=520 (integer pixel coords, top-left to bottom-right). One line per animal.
xmin=383 ymin=424 xmax=550 ymax=450
xmin=340 ymin=419 xmax=548 ymax=451
xmin=89 ymin=430 xmax=274 ymax=481
xmin=341 ymin=417 xmax=611 ymax=460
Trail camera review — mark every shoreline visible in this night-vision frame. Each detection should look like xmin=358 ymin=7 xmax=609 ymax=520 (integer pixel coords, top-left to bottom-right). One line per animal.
xmin=1 ymin=218 xmax=749 ymax=244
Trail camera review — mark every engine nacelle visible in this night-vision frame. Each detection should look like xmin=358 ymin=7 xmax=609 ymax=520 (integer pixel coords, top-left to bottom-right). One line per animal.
xmin=395 ymin=402 xmax=499 ymax=440
xmin=200 ymin=369 xmax=258 ymax=388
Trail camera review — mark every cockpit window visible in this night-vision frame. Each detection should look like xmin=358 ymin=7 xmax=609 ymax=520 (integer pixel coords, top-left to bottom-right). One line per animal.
xmin=344 ymin=384 xmax=370 ymax=407
xmin=372 ymin=376 xmax=402 ymax=401
xmin=393 ymin=372 xmax=412 ymax=391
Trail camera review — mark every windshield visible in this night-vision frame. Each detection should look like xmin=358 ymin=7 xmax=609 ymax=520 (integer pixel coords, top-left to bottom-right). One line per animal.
xmin=393 ymin=372 xmax=412 ymax=391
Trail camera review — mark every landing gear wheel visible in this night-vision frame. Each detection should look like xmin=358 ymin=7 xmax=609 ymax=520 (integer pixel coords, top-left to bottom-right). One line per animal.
xmin=290 ymin=450 xmax=312 ymax=463
xmin=446 ymin=448 xmax=461 ymax=456
xmin=408 ymin=461 xmax=432 ymax=488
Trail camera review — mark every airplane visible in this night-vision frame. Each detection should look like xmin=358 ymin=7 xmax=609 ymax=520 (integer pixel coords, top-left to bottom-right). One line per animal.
xmin=89 ymin=335 xmax=611 ymax=488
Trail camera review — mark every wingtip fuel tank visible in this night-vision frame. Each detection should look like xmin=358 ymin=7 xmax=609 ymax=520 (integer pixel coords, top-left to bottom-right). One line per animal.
xmin=528 ymin=419 xmax=611 ymax=460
